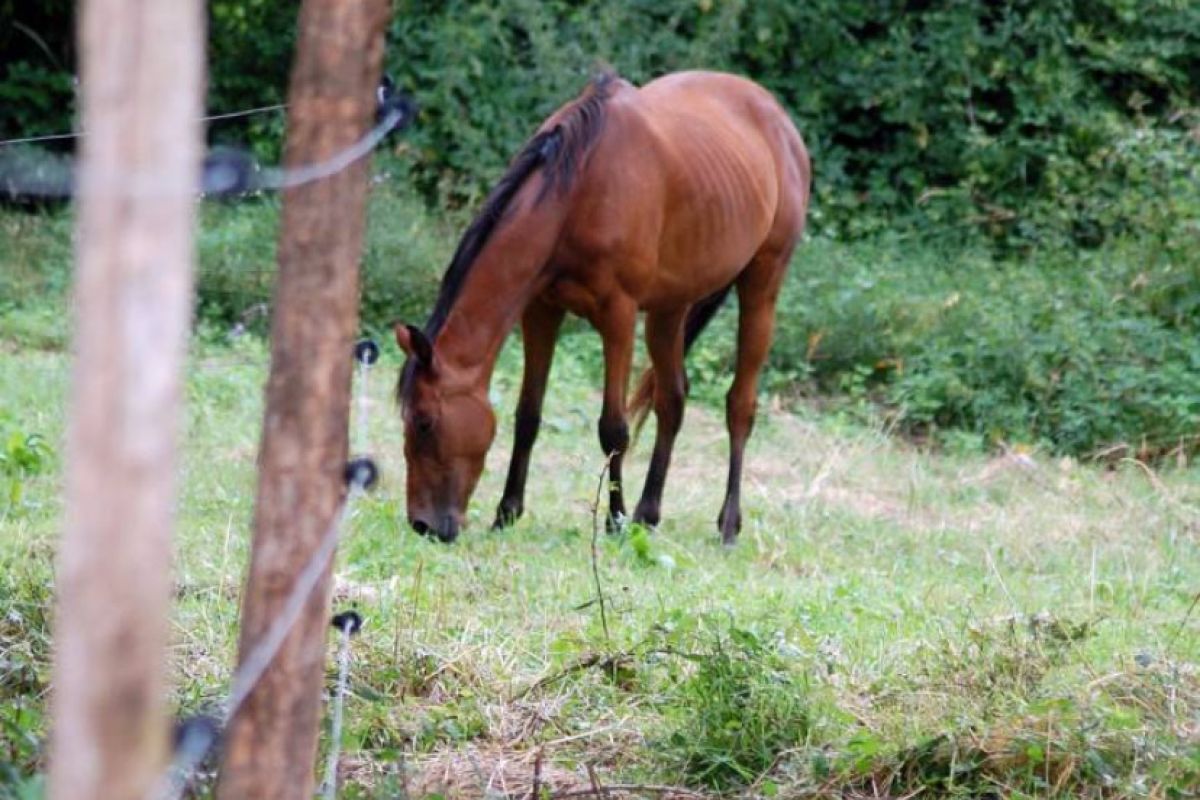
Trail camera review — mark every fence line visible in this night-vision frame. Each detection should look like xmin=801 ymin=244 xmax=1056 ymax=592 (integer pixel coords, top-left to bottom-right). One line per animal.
xmin=153 ymin=341 xmax=381 ymax=800
xmin=152 ymin=492 xmax=357 ymax=800
xmin=320 ymin=611 xmax=363 ymax=800
xmin=0 ymin=103 xmax=288 ymax=148
xmin=0 ymin=84 xmax=413 ymax=198
xmin=202 ymin=104 xmax=289 ymax=124
xmin=257 ymin=106 xmax=407 ymax=192
xmin=0 ymin=131 xmax=82 ymax=147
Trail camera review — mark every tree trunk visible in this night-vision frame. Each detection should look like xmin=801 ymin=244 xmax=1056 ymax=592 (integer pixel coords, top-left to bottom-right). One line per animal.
xmin=48 ymin=1 xmax=205 ymax=798
xmin=216 ymin=1 xmax=389 ymax=797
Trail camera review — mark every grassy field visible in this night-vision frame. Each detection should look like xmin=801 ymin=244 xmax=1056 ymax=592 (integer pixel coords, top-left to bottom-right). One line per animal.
xmin=2 ymin=313 xmax=1198 ymax=797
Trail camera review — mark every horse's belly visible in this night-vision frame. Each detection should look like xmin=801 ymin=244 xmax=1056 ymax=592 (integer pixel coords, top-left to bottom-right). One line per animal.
xmin=544 ymin=274 xmax=603 ymax=318
xmin=638 ymin=206 xmax=770 ymax=305
xmin=556 ymin=213 xmax=765 ymax=312
xmin=636 ymin=251 xmax=749 ymax=311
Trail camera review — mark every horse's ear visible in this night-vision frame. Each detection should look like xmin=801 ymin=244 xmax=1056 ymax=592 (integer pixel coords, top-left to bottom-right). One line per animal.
xmin=394 ymin=323 xmax=433 ymax=365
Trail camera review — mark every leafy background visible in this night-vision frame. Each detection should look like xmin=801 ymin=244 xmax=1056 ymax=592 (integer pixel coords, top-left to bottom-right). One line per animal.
xmin=1 ymin=0 xmax=1198 ymax=456
xmin=4 ymin=0 xmax=1198 ymax=242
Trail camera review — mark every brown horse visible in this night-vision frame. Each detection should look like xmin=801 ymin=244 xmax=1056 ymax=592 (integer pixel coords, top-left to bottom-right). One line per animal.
xmin=395 ymin=70 xmax=810 ymax=544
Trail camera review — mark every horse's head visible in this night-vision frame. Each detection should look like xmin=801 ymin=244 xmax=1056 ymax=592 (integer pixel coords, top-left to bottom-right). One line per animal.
xmin=394 ymin=324 xmax=496 ymax=542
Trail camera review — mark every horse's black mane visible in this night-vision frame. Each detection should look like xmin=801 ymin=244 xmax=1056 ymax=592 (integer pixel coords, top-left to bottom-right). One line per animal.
xmin=398 ymin=71 xmax=618 ymax=405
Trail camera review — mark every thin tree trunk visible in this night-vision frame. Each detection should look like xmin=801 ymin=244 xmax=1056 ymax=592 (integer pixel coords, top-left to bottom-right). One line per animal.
xmin=216 ymin=1 xmax=389 ymax=797
xmin=48 ymin=0 xmax=205 ymax=798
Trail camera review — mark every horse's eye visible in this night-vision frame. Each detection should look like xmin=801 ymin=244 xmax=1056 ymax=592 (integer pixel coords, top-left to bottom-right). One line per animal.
xmin=412 ymin=413 xmax=435 ymax=435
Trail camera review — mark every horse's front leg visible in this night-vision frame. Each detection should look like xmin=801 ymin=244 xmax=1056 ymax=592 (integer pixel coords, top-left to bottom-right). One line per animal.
xmin=493 ymin=297 xmax=566 ymax=529
xmin=594 ymin=297 xmax=637 ymax=530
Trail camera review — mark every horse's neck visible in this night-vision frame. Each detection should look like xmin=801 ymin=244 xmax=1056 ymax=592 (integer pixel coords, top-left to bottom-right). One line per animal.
xmin=433 ymin=203 xmax=562 ymax=382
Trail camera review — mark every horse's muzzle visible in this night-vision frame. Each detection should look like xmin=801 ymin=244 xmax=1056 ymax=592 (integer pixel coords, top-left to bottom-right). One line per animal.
xmin=409 ymin=514 xmax=458 ymax=544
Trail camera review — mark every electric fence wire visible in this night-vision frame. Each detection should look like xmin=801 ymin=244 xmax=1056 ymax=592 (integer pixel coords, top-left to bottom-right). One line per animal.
xmin=15 ymin=92 xmax=400 ymax=797
xmin=152 ymin=488 xmax=356 ymax=800
xmin=0 ymin=103 xmax=289 ymax=147
xmin=320 ymin=610 xmax=363 ymax=800
xmin=5 ymin=82 xmax=413 ymax=399
xmin=151 ymin=341 xmax=381 ymax=800
xmin=0 ymin=81 xmax=414 ymax=199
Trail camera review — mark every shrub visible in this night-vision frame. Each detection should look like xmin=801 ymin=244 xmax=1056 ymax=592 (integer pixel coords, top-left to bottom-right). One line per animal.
xmin=758 ymin=231 xmax=1200 ymax=457
xmin=384 ymin=0 xmax=1200 ymax=246
xmin=6 ymin=1 xmax=1198 ymax=243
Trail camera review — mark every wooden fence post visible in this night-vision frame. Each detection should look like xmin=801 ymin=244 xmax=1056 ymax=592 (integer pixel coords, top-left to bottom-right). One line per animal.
xmin=216 ymin=1 xmax=389 ymax=797
xmin=48 ymin=0 xmax=205 ymax=798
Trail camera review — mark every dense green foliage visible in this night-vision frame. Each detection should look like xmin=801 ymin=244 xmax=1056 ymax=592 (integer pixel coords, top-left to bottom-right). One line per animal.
xmin=387 ymin=0 xmax=1200 ymax=245
xmin=4 ymin=1 xmax=1198 ymax=242
xmin=684 ymin=233 xmax=1199 ymax=457
xmin=0 ymin=0 xmax=296 ymax=152
xmin=0 ymin=0 xmax=74 ymax=142
xmin=772 ymin=237 xmax=1199 ymax=457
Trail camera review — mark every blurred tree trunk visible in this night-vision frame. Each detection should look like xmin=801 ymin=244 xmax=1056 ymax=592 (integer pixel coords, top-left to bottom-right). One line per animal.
xmin=215 ymin=0 xmax=389 ymax=797
xmin=48 ymin=0 xmax=205 ymax=798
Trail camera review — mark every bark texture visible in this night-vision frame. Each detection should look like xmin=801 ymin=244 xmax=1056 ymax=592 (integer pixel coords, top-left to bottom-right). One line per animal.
xmin=216 ymin=0 xmax=389 ymax=797
xmin=49 ymin=1 xmax=205 ymax=798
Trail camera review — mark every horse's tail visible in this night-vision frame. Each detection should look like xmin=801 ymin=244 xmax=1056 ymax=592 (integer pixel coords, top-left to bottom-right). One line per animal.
xmin=629 ymin=281 xmax=736 ymax=442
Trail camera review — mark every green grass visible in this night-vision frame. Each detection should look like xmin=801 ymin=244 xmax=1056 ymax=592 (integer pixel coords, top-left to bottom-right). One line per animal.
xmin=2 ymin=324 xmax=1198 ymax=798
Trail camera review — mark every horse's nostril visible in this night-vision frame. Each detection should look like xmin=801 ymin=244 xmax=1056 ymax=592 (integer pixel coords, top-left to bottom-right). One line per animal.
xmin=436 ymin=516 xmax=459 ymax=544
xmin=411 ymin=518 xmax=431 ymax=536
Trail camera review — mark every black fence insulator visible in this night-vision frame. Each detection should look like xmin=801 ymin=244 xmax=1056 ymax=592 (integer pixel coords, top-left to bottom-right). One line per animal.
xmin=201 ymin=147 xmax=259 ymax=197
xmin=331 ymin=609 xmax=364 ymax=635
xmin=172 ymin=714 xmax=221 ymax=760
xmin=344 ymin=456 xmax=378 ymax=490
xmin=375 ymin=75 xmax=418 ymax=135
xmin=354 ymin=338 xmax=380 ymax=366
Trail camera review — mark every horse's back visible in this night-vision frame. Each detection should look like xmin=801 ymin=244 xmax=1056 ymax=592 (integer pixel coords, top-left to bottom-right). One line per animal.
xmin=638 ymin=71 xmax=809 ymax=228
xmin=561 ymin=72 xmax=806 ymax=304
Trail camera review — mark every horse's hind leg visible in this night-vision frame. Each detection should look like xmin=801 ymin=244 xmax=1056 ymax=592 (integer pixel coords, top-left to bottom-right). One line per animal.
xmin=493 ymin=296 xmax=566 ymax=529
xmin=719 ymin=248 xmax=792 ymax=544
xmin=633 ymin=308 xmax=688 ymax=527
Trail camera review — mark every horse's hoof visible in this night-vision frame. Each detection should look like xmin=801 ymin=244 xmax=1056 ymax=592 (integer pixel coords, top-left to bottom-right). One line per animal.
xmin=717 ymin=509 xmax=741 ymax=545
xmin=492 ymin=503 xmax=521 ymax=530
xmin=632 ymin=506 xmax=660 ymax=528
xmin=605 ymin=512 xmax=627 ymax=534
